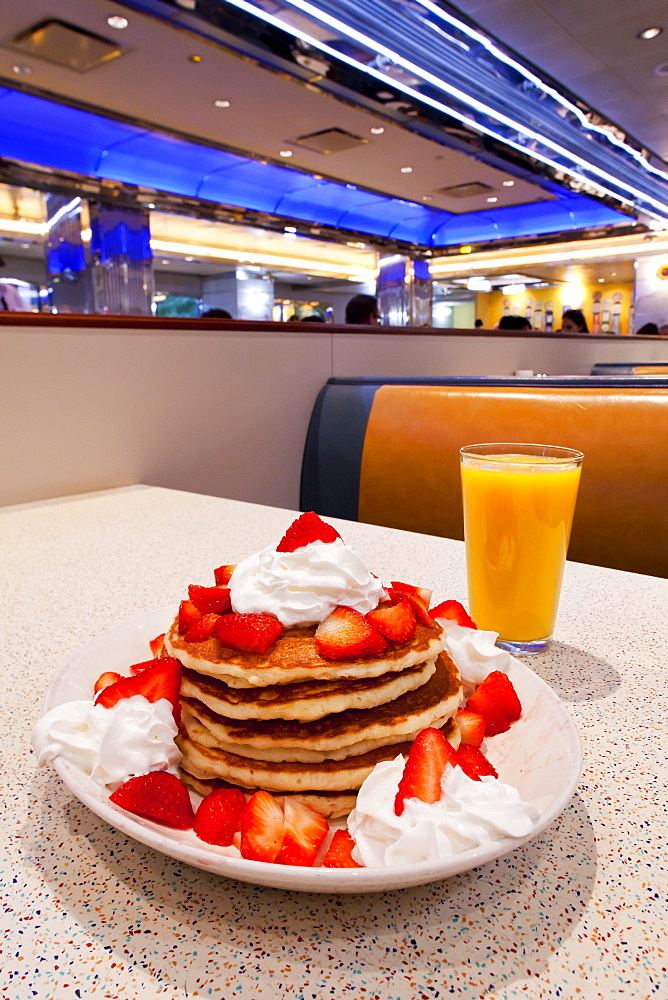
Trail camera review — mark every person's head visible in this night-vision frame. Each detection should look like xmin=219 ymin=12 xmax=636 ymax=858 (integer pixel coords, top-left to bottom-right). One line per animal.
xmin=202 ymin=308 xmax=232 ymax=319
xmin=345 ymin=293 xmax=380 ymax=324
xmin=660 ymin=323 xmax=668 ymax=336
xmin=561 ymin=309 xmax=588 ymax=333
xmin=498 ymin=314 xmax=531 ymax=330
xmin=636 ymin=322 xmax=659 ymax=336
xmin=299 ymin=313 xmax=325 ymax=322
xmin=474 ymin=318 xmax=483 ymax=328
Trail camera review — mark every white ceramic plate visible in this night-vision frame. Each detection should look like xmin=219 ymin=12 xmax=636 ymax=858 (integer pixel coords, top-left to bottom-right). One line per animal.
xmin=42 ymin=607 xmax=582 ymax=893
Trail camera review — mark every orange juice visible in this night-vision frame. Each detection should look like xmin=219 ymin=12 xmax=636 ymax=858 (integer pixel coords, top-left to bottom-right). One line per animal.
xmin=460 ymin=446 xmax=582 ymax=648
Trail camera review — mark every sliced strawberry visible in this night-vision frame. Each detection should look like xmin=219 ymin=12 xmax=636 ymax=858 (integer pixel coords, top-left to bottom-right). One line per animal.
xmin=109 ymin=771 xmax=194 ymax=828
xmin=184 ymin=613 xmax=221 ymax=643
xmin=214 ymin=564 xmax=236 ymax=586
xmin=213 ymin=612 xmax=283 ymax=653
xmin=394 ymin=727 xmax=459 ymax=816
xmin=315 ymin=606 xmax=387 ymax=661
xmin=188 ymin=584 xmax=232 ymax=615
xmin=276 ymin=511 xmax=341 ymax=553
xmin=430 ymin=599 xmax=477 ymax=629
xmin=366 ymin=599 xmax=417 ymax=643
xmin=322 ymin=828 xmax=363 ymax=868
xmin=465 ymin=670 xmax=522 ymax=737
xmin=455 ymin=708 xmax=486 ymax=747
xmin=278 ymin=799 xmax=329 ymax=867
xmin=193 ymin=787 xmax=247 ymax=846
xmin=95 ymin=656 xmax=181 ymax=724
xmin=93 ymin=671 xmax=123 ymax=694
xmin=178 ymin=599 xmax=202 ymax=635
xmin=456 ymin=745 xmax=498 ymax=781
xmin=128 ymin=657 xmax=161 ymax=674
xmin=239 ymin=790 xmax=285 ymax=862
xmin=389 ymin=581 xmax=435 ymax=626
xmin=149 ymin=633 xmax=165 ymax=657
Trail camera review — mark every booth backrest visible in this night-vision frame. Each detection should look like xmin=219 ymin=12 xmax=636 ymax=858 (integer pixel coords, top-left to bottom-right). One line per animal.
xmin=302 ymin=376 xmax=668 ymax=578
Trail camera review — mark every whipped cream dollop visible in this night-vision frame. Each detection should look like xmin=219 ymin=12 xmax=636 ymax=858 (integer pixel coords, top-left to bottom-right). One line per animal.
xmin=229 ymin=537 xmax=386 ymax=627
xmin=348 ymin=755 xmax=539 ymax=867
xmin=31 ymin=695 xmax=181 ymax=788
xmin=438 ymin=622 xmax=513 ymax=689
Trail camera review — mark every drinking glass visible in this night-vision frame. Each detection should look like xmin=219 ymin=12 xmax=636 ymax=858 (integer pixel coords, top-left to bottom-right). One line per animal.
xmin=460 ymin=443 xmax=583 ymax=654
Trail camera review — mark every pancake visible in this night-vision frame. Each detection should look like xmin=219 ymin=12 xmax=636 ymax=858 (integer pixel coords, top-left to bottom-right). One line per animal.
xmin=177 ymin=716 xmax=461 ymax=794
xmin=180 ymin=650 xmax=462 ymax=761
xmin=179 ymin=771 xmax=357 ymax=820
xmin=165 ymin=616 xmax=446 ymax=686
xmin=179 ymin=657 xmax=437 ymax=722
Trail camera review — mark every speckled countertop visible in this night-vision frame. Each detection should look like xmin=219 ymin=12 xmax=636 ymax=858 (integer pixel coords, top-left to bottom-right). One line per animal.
xmin=3 ymin=485 xmax=667 ymax=1000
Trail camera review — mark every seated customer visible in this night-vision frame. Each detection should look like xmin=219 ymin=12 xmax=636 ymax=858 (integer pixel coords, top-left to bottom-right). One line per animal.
xmin=202 ymin=308 xmax=232 ymax=319
xmin=345 ymin=294 xmax=380 ymax=324
xmin=560 ymin=309 xmax=588 ymax=333
xmin=498 ymin=314 xmax=531 ymax=330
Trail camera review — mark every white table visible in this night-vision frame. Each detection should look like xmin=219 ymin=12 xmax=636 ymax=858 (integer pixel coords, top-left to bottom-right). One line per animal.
xmin=3 ymin=485 xmax=667 ymax=999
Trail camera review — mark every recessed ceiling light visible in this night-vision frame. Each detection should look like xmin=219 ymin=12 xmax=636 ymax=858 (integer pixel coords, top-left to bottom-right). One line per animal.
xmin=598 ymin=278 xmax=605 ymax=283
xmin=284 ymin=226 xmax=297 ymax=233
xmin=188 ymin=54 xmax=203 ymax=63
xmin=12 ymin=64 xmax=32 ymax=74
xmin=184 ymin=256 xmax=194 ymax=261
xmin=400 ymin=166 xmax=413 ymax=173
xmin=161 ymin=260 xmax=169 ymax=265
xmin=370 ymin=126 xmax=384 ymax=134
xmin=486 ymin=196 xmax=498 ymax=203
xmin=637 ymin=26 xmax=663 ymax=40
xmin=279 ymin=149 xmax=293 ymax=157
xmin=214 ymin=99 xmax=231 ymax=108
xmin=107 ymin=15 xmax=128 ymax=29
xmin=422 ymin=194 xmax=433 ymax=201
xmin=502 ymin=180 xmax=515 ymax=187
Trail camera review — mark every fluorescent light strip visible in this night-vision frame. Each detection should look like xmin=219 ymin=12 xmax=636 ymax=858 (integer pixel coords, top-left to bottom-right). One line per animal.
xmin=150 ymin=239 xmax=377 ymax=277
xmin=0 ymin=218 xmax=47 ymax=235
xmin=414 ymin=0 xmax=668 ymax=187
xmin=225 ymin=0 xmax=667 ymax=219
xmin=430 ymin=239 xmax=668 ymax=275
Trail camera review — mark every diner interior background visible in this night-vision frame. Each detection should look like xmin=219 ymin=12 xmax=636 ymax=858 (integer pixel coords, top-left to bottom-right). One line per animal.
xmin=1 ymin=0 xmax=668 ymax=330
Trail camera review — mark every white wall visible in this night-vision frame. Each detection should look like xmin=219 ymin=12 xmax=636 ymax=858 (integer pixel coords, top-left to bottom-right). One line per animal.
xmin=1 ymin=323 xmax=330 ymax=508
xmin=2 ymin=320 xmax=667 ymax=508
xmin=332 ymin=330 xmax=668 ymax=377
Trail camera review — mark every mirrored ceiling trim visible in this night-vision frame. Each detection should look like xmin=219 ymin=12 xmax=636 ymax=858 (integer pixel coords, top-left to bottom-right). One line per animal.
xmin=134 ymin=0 xmax=668 ymax=221
xmin=0 ymin=85 xmax=627 ymax=250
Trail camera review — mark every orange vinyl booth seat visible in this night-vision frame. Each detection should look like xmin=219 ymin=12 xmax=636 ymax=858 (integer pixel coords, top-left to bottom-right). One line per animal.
xmin=301 ymin=377 xmax=668 ymax=578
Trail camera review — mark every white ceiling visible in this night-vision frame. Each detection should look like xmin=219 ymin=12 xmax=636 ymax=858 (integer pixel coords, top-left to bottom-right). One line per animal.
xmin=0 ymin=0 xmax=666 ymax=289
xmin=0 ymin=0 xmax=562 ymax=215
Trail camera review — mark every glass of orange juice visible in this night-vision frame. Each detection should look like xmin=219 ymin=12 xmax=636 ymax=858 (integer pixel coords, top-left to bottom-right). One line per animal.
xmin=460 ymin=443 xmax=583 ymax=655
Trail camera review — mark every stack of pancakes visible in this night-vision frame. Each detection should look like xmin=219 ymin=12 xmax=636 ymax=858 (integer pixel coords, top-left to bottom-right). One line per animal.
xmin=164 ymin=617 xmax=463 ymax=818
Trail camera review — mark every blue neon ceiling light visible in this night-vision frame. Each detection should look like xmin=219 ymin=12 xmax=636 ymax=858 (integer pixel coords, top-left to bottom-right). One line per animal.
xmin=0 ymin=86 xmax=627 ymax=247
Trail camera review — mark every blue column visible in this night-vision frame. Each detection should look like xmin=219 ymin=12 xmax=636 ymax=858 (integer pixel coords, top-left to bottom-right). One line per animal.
xmin=44 ymin=194 xmax=92 ymax=313
xmin=377 ymin=255 xmax=432 ymax=326
xmin=89 ymin=202 xmax=154 ymax=315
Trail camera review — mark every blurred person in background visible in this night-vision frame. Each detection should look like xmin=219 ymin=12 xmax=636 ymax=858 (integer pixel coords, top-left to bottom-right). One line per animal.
xmin=0 ymin=255 xmax=28 ymax=311
xmin=560 ymin=309 xmax=588 ymax=333
xmin=345 ymin=294 xmax=380 ymax=324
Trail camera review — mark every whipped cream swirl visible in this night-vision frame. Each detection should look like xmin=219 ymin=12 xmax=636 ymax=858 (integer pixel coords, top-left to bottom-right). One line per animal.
xmin=229 ymin=537 xmax=386 ymax=627
xmin=348 ymin=755 xmax=539 ymax=867
xmin=438 ymin=621 xmax=513 ymax=691
xmin=31 ymin=695 xmax=181 ymax=788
